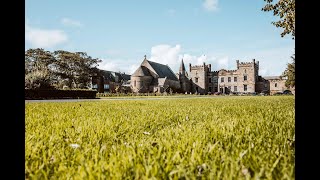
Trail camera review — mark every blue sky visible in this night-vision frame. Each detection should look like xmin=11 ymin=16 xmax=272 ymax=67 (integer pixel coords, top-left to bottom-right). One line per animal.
xmin=25 ymin=0 xmax=295 ymax=76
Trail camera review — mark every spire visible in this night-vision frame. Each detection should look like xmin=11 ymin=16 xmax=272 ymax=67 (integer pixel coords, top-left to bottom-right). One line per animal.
xmin=179 ymin=58 xmax=186 ymax=72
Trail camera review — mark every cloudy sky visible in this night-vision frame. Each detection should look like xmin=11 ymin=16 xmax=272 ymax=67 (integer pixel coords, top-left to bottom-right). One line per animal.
xmin=25 ymin=0 xmax=294 ymax=76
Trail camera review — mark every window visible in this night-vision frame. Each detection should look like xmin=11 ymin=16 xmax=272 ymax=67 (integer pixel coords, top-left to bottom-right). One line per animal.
xmin=221 ymin=77 xmax=224 ymax=82
xmin=234 ymin=86 xmax=237 ymax=92
xmin=245 ymin=69 xmax=247 ymax=73
xmin=244 ymin=85 xmax=247 ymax=91
xmin=209 ymin=87 xmax=212 ymax=92
xmin=264 ymin=84 xmax=267 ymax=88
xmin=104 ymin=84 xmax=109 ymax=89
xmin=209 ymin=78 xmax=212 ymax=83
xmin=228 ymin=86 xmax=231 ymax=90
xmin=244 ymin=75 xmax=247 ymax=81
xmin=134 ymin=80 xmax=136 ymax=87
xmin=92 ymin=84 xmax=98 ymax=89
xmin=195 ymin=78 xmax=198 ymax=83
xmin=234 ymin=77 xmax=237 ymax=82
xmin=228 ymin=77 xmax=231 ymax=82
xmin=214 ymin=87 xmax=218 ymax=92
xmin=275 ymin=83 xmax=277 ymax=87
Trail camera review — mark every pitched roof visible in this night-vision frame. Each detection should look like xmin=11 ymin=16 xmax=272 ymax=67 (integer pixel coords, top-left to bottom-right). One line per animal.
xmin=99 ymin=70 xmax=131 ymax=82
xmin=146 ymin=60 xmax=178 ymax=81
xmin=263 ymin=76 xmax=282 ymax=80
xmin=131 ymin=66 xmax=151 ymax=77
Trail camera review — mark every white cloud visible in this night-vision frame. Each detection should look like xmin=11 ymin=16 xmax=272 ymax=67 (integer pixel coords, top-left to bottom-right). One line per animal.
xmin=203 ymin=0 xmax=219 ymax=12
xmin=25 ymin=21 xmax=68 ymax=48
xmin=99 ymin=58 xmax=139 ymax=75
xmin=149 ymin=44 xmax=181 ymax=70
xmin=61 ymin=18 xmax=83 ymax=27
xmin=98 ymin=44 xmax=292 ymax=78
xmin=216 ymin=56 xmax=229 ymax=69
xmin=235 ymin=46 xmax=294 ymax=76
xmin=99 ymin=60 xmax=122 ymax=72
xmin=148 ymin=44 xmax=233 ymax=73
xmin=128 ymin=64 xmax=140 ymax=74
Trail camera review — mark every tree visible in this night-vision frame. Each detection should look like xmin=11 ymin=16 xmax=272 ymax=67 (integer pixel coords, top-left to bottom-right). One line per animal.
xmin=53 ymin=50 xmax=101 ymax=89
xmin=262 ymin=0 xmax=295 ymax=39
xmin=25 ymin=48 xmax=101 ymax=89
xmin=25 ymin=48 xmax=56 ymax=89
xmin=282 ymin=53 xmax=295 ymax=88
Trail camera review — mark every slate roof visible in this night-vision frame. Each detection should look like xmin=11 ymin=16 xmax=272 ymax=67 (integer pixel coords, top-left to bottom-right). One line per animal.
xmin=146 ymin=60 xmax=179 ymax=81
xmin=131 ymin=66 xmax=151 ymax=77
xmin=263 ymin=76 xmax=282 ymax=80
xmin=99 ymin=70 xmax=131 ymax=82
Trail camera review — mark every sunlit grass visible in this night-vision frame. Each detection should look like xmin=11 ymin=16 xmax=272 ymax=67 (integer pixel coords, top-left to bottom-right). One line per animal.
xmin=25 ymin=96 xmax=295 ymax=179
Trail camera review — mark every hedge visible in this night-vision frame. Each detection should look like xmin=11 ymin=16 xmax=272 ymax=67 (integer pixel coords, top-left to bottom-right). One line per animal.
xmin=25 ymin=89 xmax=97 ymax=100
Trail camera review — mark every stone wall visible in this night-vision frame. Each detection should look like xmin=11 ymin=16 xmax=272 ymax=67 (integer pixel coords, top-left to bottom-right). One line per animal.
xmin=189 ymin=63 xmax=210 ymax=94
xmin=130 ymin=76 xmax=153 ymax=93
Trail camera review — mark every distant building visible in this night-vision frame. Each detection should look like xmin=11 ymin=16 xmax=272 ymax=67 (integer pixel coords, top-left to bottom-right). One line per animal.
xmin=131 ymin=55 xmax=292 ymax=95
xmin=131 ymin=55 xmax=180 ymax=93
xmin=91 ymin=70 xmax=131 ymax=93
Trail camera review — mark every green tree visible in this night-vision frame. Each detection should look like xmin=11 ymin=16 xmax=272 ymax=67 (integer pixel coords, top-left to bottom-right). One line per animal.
xmin=262 ymin=0 xmax=295 ymax=39
xmin=53 ymin=50 xmax=101 ymax=89
xmin=25 ymin=48 xmax=56 ymax=89
xmin=282 ymin=53 xmax=295 ymax=88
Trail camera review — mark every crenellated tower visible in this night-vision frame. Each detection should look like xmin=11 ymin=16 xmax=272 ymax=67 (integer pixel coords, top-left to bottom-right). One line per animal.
xmin=189 ymin=62 xmax=211 ymax=94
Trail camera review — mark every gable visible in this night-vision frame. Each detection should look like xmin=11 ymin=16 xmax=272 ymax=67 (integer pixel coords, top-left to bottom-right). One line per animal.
xmin=142 ymin=60 xmax=179 ymax=81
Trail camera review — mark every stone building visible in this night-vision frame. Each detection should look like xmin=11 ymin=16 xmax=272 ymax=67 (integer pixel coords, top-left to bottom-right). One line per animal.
xmin=131 ymin=56 xmax=180 ymax=93
xmin=130 ymin=56 xmax=292 ymax=95
xmin=91 ymin=70 xmax=131 ymax=93
xmin=185 ymin=59 xmax=290 ymax=95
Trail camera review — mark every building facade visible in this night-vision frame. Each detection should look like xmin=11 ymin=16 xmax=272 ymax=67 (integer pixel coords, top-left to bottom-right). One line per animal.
xmin=131 ymin=56 xmax=181 ymax=93
xmin=183 ymin=59 xmax=290 ymax=95
xmin=91 ymin=70 xmax=131 ymax=93
xmin=95 ymin=56 xmax=291 ymax=95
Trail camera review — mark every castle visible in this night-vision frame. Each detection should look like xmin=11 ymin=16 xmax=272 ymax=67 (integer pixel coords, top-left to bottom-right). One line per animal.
xmin=130 ymin=55 xmax=292 ymax=95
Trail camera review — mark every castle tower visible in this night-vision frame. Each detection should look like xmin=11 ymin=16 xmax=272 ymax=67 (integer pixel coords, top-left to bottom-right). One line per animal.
xmin=235 ymin=59 xmax=259 ymax=93
xmin=189 ymin=62 xmax=211 ymax=94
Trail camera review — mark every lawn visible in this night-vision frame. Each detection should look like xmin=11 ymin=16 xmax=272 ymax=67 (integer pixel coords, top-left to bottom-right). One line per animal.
xmin=25 ymin=96 xmax=295 ymax=179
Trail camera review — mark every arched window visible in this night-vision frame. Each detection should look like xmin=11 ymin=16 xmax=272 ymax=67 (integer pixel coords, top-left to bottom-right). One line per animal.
xmin=275 ymin=83 xmax=277 ymax=87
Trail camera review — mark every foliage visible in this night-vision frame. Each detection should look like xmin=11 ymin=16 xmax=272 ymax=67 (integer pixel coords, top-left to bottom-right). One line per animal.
xmin=282 ymin=53 xmax=295 ymax=88
xmin=53 ymin=51 xmax=101 ymax=89
xmin=26 ymin=96 xmax=295 ymax=179
xmin=25 ymin=48 xmax=101 ymax=90
xmin=25 ymin=89 xmax=97 ymax=99
xmin=25 ymin=49 xmax=56 ymax=89
xmin=262 ymin=0 xmax=295 ymax=39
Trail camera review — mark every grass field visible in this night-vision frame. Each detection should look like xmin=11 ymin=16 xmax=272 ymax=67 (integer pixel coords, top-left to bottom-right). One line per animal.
xmin=25 ymin=96 xmax=295 ymax=179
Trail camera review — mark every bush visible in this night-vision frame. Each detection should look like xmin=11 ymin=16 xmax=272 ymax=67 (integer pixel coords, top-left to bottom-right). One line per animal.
xmin=25 ymin=89 xmax=97 ymax=99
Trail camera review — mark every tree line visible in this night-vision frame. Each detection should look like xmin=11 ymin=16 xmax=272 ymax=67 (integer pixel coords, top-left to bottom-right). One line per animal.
xmin=25 ymin=48 xmax=102 ymax=90
xmin=262 ymin=0 xmax=295 ymax=88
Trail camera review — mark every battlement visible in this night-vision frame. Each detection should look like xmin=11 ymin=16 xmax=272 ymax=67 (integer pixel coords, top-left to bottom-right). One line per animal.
xmin=236 ymin=59 xmax=259 ymax=69
xmin=189 ymin=62 xmax=211 ymax=72
xmin=220 ymin=69 xmax=237 ymax=73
